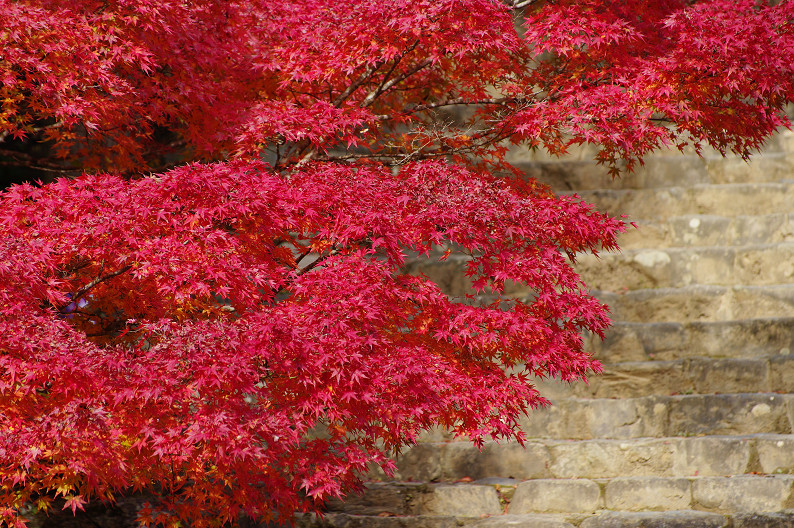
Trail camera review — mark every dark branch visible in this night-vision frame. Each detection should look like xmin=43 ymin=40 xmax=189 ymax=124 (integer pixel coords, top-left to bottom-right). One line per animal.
xmin=61 ymin=263 xmax=133 ymax=311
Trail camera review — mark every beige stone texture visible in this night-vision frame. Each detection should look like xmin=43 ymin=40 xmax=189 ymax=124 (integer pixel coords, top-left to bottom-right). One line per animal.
xmin=604 ymin=477 xmax=691 ymax=511
xmin=509 ymin=479 xmax=602 ymax=513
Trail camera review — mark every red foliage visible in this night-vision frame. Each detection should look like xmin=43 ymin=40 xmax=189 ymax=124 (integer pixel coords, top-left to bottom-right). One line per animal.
xmin=0 ymin=0 xmax=791 ymax=526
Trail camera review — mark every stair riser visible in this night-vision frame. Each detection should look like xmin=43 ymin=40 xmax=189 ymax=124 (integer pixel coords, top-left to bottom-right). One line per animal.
xmin=519 ymin=394 xmax=794 ymax=440
xmin=622 ymin=214 xmax=794 ymax=248
xmin=587 ymin=319 xmax=794 ymax=362
xmin=512 ymin=131 xmax=794 ymax=191
xmin=576 ymin=245 xmax=794 ymax=291
xmin=380 ymin=435 xmax=794 ymax=482
xmin=534 ymin=356 xmax=794 ymax=399
xmin=595 ymin=286 xmax=794 ymax=323
xmin=298 ymin=511 xmax=794 ymax=528
xmin=569 ymin=183 xmax=794 ymax=221
xmin=325 ymin=476 xmax=794 ymax=517
xmin=510 ymin=476 xmax=794 ymax=515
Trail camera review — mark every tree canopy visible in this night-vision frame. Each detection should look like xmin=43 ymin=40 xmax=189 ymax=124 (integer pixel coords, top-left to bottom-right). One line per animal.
xmin=1 ymin=0 xmax=792 ymax=526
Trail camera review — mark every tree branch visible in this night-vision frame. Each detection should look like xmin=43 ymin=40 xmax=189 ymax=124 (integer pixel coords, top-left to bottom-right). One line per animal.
xmin=360 ymin=58 xmax=433 ymax=108
xmin=61 ymin=263 xmax=133 ymax=311
xmin=332 ymin=62 xmax=384 ymax=107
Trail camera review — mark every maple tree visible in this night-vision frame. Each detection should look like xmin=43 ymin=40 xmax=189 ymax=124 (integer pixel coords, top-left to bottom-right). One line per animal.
xmin=1 ymin=0 xmax=792 ymax=526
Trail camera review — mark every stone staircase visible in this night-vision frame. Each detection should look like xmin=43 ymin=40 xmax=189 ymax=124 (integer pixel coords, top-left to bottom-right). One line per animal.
xmin=301 ymin=129 xmax=794 ymax=528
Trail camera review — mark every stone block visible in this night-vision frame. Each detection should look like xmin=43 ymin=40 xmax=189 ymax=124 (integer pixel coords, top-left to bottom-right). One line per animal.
xmin=582 ymin=361 xmax=687 ymax=399
xmin=547 ymin=439 xmax=675 ymax=479
xmin=441 ymin=441 xmax=552 ymax=481
xmin=685 ymin=318 xmax=794 ymax=359
xmin=326 ymin=483 xmax=423 ymax=515
xmin=579 ymin=511 xmax=728 ymax=528
xmin=730 ymin=512 xmax=794 ymax=528
xmin=604 ymin=477 xmax=691 ymax=511
xmin=769 ymin=355 xmax=794 ymax=393
xmin=667 ymin=394 xmax=792 ymax=437
xmin=596 ymin=285 xmax=794 ymax=324
xmin=509 ymin=479 xmax=601 ymax=513
xmin=418 ymin=485 xmax=502 ymax=516
xmin=692 ymin=475 xmax=794 ymax=512
xmin=755 ymin=435 xmax=794 ymax=475
xmin=685 ymin=358 xmax=769 ymax=394
xmin=384 ymin=443 xmax=442 ymax=482
xmin=671 ymin=436 xmax=752 ymax=477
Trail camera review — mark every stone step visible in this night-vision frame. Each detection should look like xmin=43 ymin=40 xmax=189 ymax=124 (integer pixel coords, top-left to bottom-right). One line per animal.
xmin=508 ymin=129 xmax=794 ymax=190
xmin=508 ymin=476 xmax=794 ymax=515
xmin=299 ymin=510 xmax=794 ymax=528
xmin=519 ymin=393 xmax=793 ymax=440
xmin=476 ymin=511 xmax=794 ymax=528
xmin=574 ymin=243 xmax=794 ymax=291
xmin=566 ymin=182 xmax=794 ymax=221
xmin=533 ymin=355 xmax=794 ymax=400
xmin=381 ymin=434 xmax=794 ymax=482
xmin=519 ymin=149 xmax=794 ymax=192
xmin=620 ymin=214 xmax=794 ymax=249
xmin=584 ymin=318 xmax=794 ymax=363
xmin=592 ymin=285 xmax=794 ymax=323
xmin=405 ymin=256 xmax=794 ymax=304
xmin=318 ymin=476 xmax=794 ymax=518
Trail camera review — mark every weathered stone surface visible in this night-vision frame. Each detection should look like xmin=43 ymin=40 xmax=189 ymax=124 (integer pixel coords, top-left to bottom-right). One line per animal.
xmin=691 ymin=475 xmax=794 ymax=512
xmin=547 ymin=439 xmax=675 ymax=479
xmin=769 ymin=355 xmax=794 ymax=393
xmin=685 ymin=358 xmax=770 ymax=395
xmin=516 ymin=131 xmax=794 ymax=191
xmin=326 ymin=483 xmax=425 ymax=515
xmin=538 ymin=357 xmax=780 ymax=399
xmin=418 ymin=485 xmax=503 ymax=516
xmin=588 ymin=319 xmax=794 ymax=363
xmin=384 ymin=442 xmax=443 ymax=482
xmin=579 ymin=511 xmax=728 ymax=528
xmin=509 ymin=479 xmax=601 ymax=513
xmin=404 ymin=435 xmax=768 ymax=481
xmin=296 ymin=513 xmax=477 ymax=528
xmin=620 ymin=213 xmax=794 ymax=250
xmin=577 ymin=244 xmax=794 ymax=292
xmin=593 ymin=285 xmax=794 ymax=323
xmin=521 ymin=394 xmax=793 ymax=440
xmin=755 ymin=435 xmax=794 ymax=475
xmin=535 ymin=360 xmax=688 ymax=399
xmin=308 ymin=121 xmax=794 ymax=528
xmin=570 ymin=183 xmax=794 ymax=221
xmin=520 ymin=396 xmax=669 ymax=440
xmin=667 ymin=394 xmax=792 ymax=437
xmin=666 ymin=214 xmax=794 ymax=248
xmin=441 ymin=441 xmax=552 ymax=481
xmin=670 ymin=436 xmax=752 ymax=477
xmin=328 ymin=483 xmax=502 ymax=517
xmin=604 ymin=477 xmax=691 ymax=511
xmin=730 ymin=512 xmax=794 ymax=528
xmin=468 ymin=514 xmax=577 ymax=528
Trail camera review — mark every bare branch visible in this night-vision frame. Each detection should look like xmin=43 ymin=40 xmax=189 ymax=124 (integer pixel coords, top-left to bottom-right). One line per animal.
xmin=61 ymin=264 xmax=133 ymax=311
xmin=507 ymin=0 xmax=538 ymax=9
xmin=360 ymin=58 xmax=433 ymax=108
xmin=332 ymin=62 xmax=384 ymax=107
